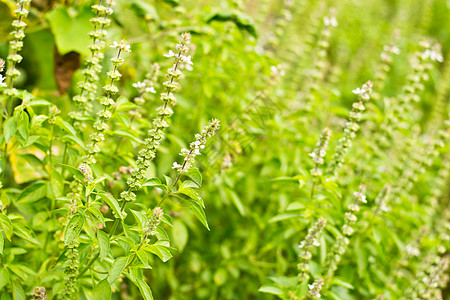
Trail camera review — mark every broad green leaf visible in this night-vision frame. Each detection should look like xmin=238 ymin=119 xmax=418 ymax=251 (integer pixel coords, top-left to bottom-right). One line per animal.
xmin=60 ymin=164 xmax=84 ymax=182
xmin=0 ymin=269 xmax=9 ymax=290
xmin=29 ymin=99 xmax=52 ymax=106
xmin=0 ymin=214 xmax=13 ymax=240
xmin=0 ymin=234 xmax=3 ymax=255
xmin=178 ymin=186 xmax=204 ymax=207
xmin=143 ymin=244 xmax=173 ymax=262
xmin=113 ymin=130 xmax=143 ymax=144
xmin=330 ymin=278 xmax=354 ymax=289
xmin=87 ymin=206 xmax=105 ymax=226
xmin=97 ymin=230 xmax=110 ymax=261
xmin=55 ymin=117 xmax=76 ymax=137
xmin=11 ymin=280 xmax=25 ymax=300
xmin=16 ymin=113 xmax=29 ymax=141
xmin=108 ymin=256 xmax=128 ymax=284
xmin=47 ymin=7 xmax=94 ymax=55
xmin=17 ymin=182 xmax=47 ymax=203
xmin=131 ymin=0 xmax=159 ymax=20
xmin=206 ymin=10 xmax=257 ymax=37
xmin=98 ymin=192 xmax=123 ymax=220
xmin=268 ymin=213 xmax=298 ymax=223
xmin=130 ymin=209 xmax=147 ymax=228
xmin=258 ymin=286 xmax=283 ymax=296
xmin=135 ymin=277 xmax=154 ymax=300
xmin=13 ymin=223 xmax=39 ymax=244
xmin=61 ymin=134 xmax=86 ymax=149
xmin=93 ymin=279 xmax=111 ymax=300
xmin=172 ymin=220 xmax=188 ymax=252
xmin=142 ymin=177 xmax=165 ymax=189
xmin=185 ymin=199 xmax=209 ymax=230
xmin=3 ymin=117 xmax=17 ymax=143
xmin=186 ymin=168 xmax=202 ymax=187
xmin=64 ymin=213 xmax=85 ymax=245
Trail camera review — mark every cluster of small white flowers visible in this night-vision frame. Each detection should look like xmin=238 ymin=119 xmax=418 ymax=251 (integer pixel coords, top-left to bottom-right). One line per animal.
xmin=173 ymin=119 xmax=220 ymax=173
xmin=133 ymin=82 xmax=156 ymax=94
xmin=323 ymin=15 xmax=337 ymax=27
xmin=383 ymin=44 xmax=400 ymax=55
xmin=164 ymin=33 xmax=193 ymax=68
xmin=344 ymin=185 xmax=367 ymax=236
xmin=352 ymin=81 xmax=373 ymax=100
xmin=423 ymin=44 xmax=444 ymax=62
xmin=310 ymin=128 xmax=331 ymax=176
xmin=308 ymin=278 xmax=324 ymax=299
xmin=405 ymin=244 xmax=420 ymax=257
xmin=111 ymin=40 xmax=131 ymax=53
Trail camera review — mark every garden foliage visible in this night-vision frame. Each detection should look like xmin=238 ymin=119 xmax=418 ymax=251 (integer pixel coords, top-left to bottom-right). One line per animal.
xmin=0 ymin=0 xmax=449 ymax=299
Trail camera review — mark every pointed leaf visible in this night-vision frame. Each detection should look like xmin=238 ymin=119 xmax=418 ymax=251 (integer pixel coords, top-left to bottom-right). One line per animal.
xmin=97 ymin=230 xmax=110 ymax=261
xmin=64 ymin=213 xmax=85 ymax=245
xmin=98 ymin=192 xmax=123 ymax=220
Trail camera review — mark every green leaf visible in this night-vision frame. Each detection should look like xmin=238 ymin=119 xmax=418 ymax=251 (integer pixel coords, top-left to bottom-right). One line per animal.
xmin=93 ymin=279 xmax=111 ymax=300
xmin=186 ymin=168 xmax=202 ymax=187
xmin=0 ymin=269 xmax=9 ymax=290
xmin=46 ymin=7 xmax=94 ymax=55
xmin=113 ymin=130 xmax=143 ymax=144
xmin=55 ymin=117 xmax=76 ymax=137
xmin=185 ymin=199 xmax=210 ymax=230
xmin=108 ymin=256 xmax=128 ymax=284
xmin=131 ymin=0 xmax=159 ymax=20
xmin=87 ymin=206 xmax=105 ymax=226
xmin=268 ymin=213 xmax=298 ymax=223
xmin=172 ymin=220 xmax=188 ymax=252
xmin=227 ymin=190 xmax=246 ymax=216
xmin=258 ymin=286 xmax=283 ymax=296
xmin=143 ymin=244 xmax=173 ymax=262
xmin=142 ymin=177 xmax=165 ymax=189
xmin=3 ymin=117 xmax=17 ymax=143
xmin=0 ymin=214 xmax=13 ymax=241
xmin=98 ymin=192 xmax=123 ymax=221
xmin=13 ymin=223 xmax=39 ymax=244
xmin=61 ymin=134 xmax=86 ymax=149
xmin=97 ymin=230 xmax=110 ymax=262
xmin=64 ymin=213 xmax=85 ymax=245
xmin=60 ymin=164 xmax=84 ymax=182
xmin=16 ymin=113 xmax=29 ymax=141
xmin=330 ymin=278 xmax=354 ymax=289
xmin=161 ymin=0 xmax=179 ymax=6
xmin=135 ymin=277 xmax=154 ymax=300
xmin=178 ymin=186 xmax=204 ymax=207
xmin=17 ymin=182 xmax=47 ymax=203
xmin=130 ymin=209 xmax=147 ymax=229
xmin=164 ymin=175 xmax=172 ymax=186
xmin=11 ymin=280 xmax=25 ymax=300
xmin=29 ymin=99 xmax=52 ymax=106
xmin=206 ymin=10 xmax=257 ymax=37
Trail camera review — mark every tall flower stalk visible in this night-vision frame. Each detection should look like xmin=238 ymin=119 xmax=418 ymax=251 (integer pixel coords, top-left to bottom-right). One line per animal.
xmin=82 ymin=40 xmax=131 ymax=167
xmin=309 ymin=128 xmax=331 ymax=199
xmin=328 ymin=81 xmax=373 ymax=175
xmin=297 ymin=218 xmax=327 ymax=282
xmin=114 ymin=33 xmax=192 ymax=225
xmin=3 ymin=0 xmax=31 ymax=113
xmin=78 ymin=33 xmax=194 ymax=276
xmin=324 ymin=185 xmax=367 ymax=280
xmin=69 ymin=0 xmax=115 ymax=125
xmin=377 ymin=40 xmax=442 ymax=148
